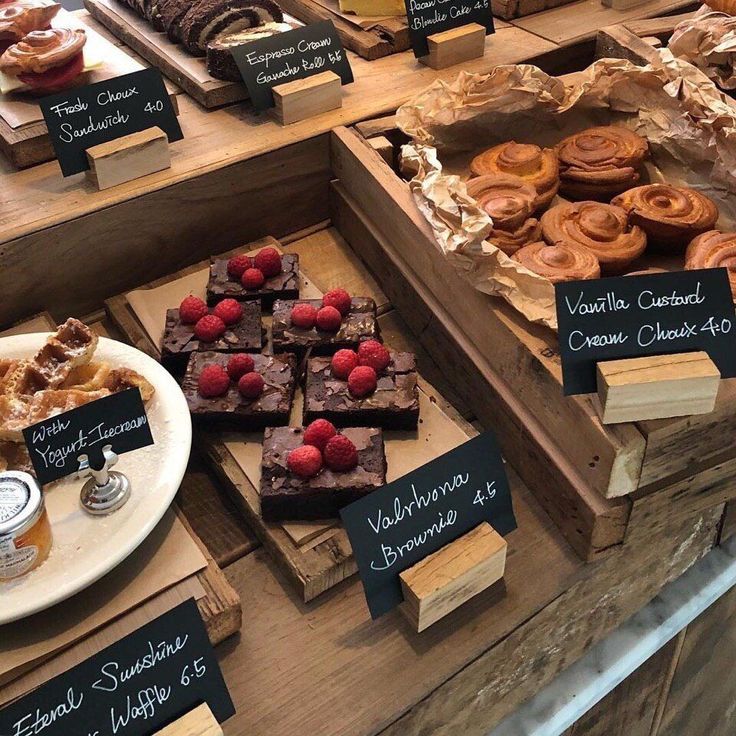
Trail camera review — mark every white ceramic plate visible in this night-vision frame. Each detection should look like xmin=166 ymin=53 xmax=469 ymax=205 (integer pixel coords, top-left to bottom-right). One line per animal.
xmin=0 ymin=333 xmax=191 ymax=624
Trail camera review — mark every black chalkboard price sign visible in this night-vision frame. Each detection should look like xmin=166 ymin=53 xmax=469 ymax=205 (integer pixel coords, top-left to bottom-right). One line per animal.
xmin=0 ymin=599 xmax=235 ymax=736
xmin=231 ymin=20 xmax=353 ymax=111
xmin=39 ymin=68 xmax=182 ymax=177
xmin=22 ymin=388 xmax=154 ymax=485
xmin=555 ymin=268 xmax=736 ymax=395
xmin=340 ymin=432 xmax=516 ymax=619
xmin=404 ymin=0 xmax=495 ymax=57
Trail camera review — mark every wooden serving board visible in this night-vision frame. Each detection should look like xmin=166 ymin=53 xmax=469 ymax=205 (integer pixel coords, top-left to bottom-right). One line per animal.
xmin=85 ymin=0 xmax=245 ymax=108
xmin=105 ymin=234 xmax=480 ymax=601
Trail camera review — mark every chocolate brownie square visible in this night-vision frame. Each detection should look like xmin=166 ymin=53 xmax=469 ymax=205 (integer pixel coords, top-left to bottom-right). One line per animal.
xmin=181 ymin=351 xmax=296 ymax=428
xmin=206 ymin=253 xmax=300 ymax=307
xmin=161 ymin=303 xmax=263 ymax=372
xmin=260 ymin=426 xmax=387 ymax=521
xmin=304 ymin=352 xmax=419 ymax=430
xmin=271 ymin=298 xmax=379 ymax=356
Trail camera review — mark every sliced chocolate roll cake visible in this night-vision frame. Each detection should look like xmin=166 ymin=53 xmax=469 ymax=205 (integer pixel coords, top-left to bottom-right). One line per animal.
xmin=156 ymin=0 xmax=194 ymax=40
xmin=178 ymin=0 xmax=282 ymax=55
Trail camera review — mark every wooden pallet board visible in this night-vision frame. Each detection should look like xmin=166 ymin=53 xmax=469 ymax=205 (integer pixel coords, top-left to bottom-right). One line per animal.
xmin=105 ymin=232 xmax=481 ymax=600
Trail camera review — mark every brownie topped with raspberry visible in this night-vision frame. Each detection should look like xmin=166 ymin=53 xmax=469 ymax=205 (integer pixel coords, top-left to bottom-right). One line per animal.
xmin=271 ymin=296 xmax=379 ymax=357
xmin=260 ymin=425 xmax=386 ymax=522
xmin=182 ymin=351 xmax=296 ymax=428
xmin=161 ymin=298 xmax=263 ymax=372
xmin=304 ymin=348 xmax=419 ymax=430
xmin=206 ymin=251 xmax=300 ymax=307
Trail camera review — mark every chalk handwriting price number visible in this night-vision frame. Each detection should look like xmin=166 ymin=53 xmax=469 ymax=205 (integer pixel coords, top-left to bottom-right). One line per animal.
xmin=145 ymin=100 xmax=164 ymax=113
xmin=180 ymin=658 xmax=206 ymax=687
xmin=701 ymin=316 xmax=732 ymax=337
xmin=473 ymin=481 xmax=497 ymax=507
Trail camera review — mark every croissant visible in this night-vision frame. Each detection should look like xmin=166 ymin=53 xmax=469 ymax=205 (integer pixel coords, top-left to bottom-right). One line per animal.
xmin=466 ymin=174 xmax=541 ymax=255
xmin=0 ymin=27 xmax=85 ymax=75
xmin=685 ymin=230 xmax=736 ymax=299
xmin=540 ymin=201 xmax=647 ymax=274
xmin=470 ymin=142 xmax=559 ymax=210
xmin=612 ymin=184 xmax=719 ymax=250
xmin=703 ymin=0 xmax=736 ymax=14
xmin=0 ymin=0 xmax=60 ymax=41
xmin=556 ymin=126 xmax=648 ymax=201
xmin=512 ymin=242 xmax=600 ymax=283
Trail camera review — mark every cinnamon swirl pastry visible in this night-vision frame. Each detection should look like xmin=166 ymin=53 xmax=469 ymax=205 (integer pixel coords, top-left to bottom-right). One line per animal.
xmin=556 ymin=126 xmax=648 ymax=201
xmin=540 ymin=201 xmax=647 ymax=274
xmin=469 ymin=142 xmax=559 ymax=210
xmin=0 ymin=0 xmax=60 ymax=42
xmin=612 ymin=184 xmax=719 ymax=250
xmin=512 ymin=242 xmax=601 ymax=283
xmin=466 ymin=174 xmax=542 ymax=254
xmin=0 ymin=27 xmax=85 ymax=75
xmin=685 ymin=230 xmax=736 ymax=299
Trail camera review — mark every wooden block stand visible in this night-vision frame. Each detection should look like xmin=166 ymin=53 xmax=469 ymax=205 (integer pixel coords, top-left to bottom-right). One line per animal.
xmin=85 ymin=126 xmax=171 ymax=190
xmin=272 ymin=71 xmax=342 ymax=126
xmin=597 ymin=352 xmax=721 ymax=425
xmin=400 ymin=523 xmax=507 ymax=632
xmin=154 ymin=704 xmax=222 ymax=735
xmin=419 ymin=23 xmax=487 ymax=70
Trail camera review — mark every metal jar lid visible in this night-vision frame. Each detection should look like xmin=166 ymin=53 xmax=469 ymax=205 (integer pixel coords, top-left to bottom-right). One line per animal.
xmin=0 ymin=471 xmax=44 ymax=540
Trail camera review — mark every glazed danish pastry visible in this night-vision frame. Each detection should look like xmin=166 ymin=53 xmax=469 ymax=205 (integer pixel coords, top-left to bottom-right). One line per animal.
xmin=556 ymin=126 xmax=648 ymax=201
xmin=540 ymin=201 xmax=647 ymax=274
xmin=512 ymin=242 xmax=600 ymax=283
xmin=0 ymin=0 xmax=60 ymax=42
xmin=466 ymin=174 xmax=542 ymax=254
xmin=685 ymin=230 xmax=736 ymax=299
xmin=0 ymin=27 xmax=85 ymax=75
xmin=612 ymin=184 xmax=719 ymax=250
xmin=469 ymin=142 xmax=559 ymax=210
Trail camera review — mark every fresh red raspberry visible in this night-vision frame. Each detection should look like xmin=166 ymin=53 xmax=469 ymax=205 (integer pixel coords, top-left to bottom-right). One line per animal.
xmin=358 ymin=340 xmax=391 ymax=373
xmin=254 ymin=247 xmax=282 ymax=278
xmin=179 ymin=295 xmax=208 ymax=324
xmin=227 ymin=254 xmax=253 ymax=279
xmin=324 ymin=434 xmax=358 ymax=472
xmin=316 ymin=306 xmax=342 ymax=332
xmin=194 ymin=314 xmax=226 ymax=342
xmin=241 ymin=268 xmax=265 ymax=290
xmin=348 ymin=365 xmax=377 ymax=397
xmin=213 ymin=298 xmax=243 ymax=326
xmin=287 ymin=444 xmax=323 ymax=479
xmin=331 ymin=349 xmax=359 ymax=380
xmin=238 ymin=371 xmax=264 ymax=399
xmin=304 ymin=419 xmax=337 ymax=451
xmin=197 ymin=364 xmax=230 ymax=398
xmin=291 ymin=303 xmax=318 ymax=329
xmin=322 ymin=288 xmax=352 ymax=316
xmin=227 ymin=354 xmax=255 ymax=381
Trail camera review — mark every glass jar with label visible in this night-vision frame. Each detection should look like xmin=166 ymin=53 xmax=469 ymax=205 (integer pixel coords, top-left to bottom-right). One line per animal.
xmin=0 ymin=471 xmax=52 ymax=581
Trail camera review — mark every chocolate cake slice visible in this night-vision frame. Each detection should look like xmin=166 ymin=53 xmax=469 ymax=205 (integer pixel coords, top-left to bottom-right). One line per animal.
xmin=156 ymin=0 xmax=194 ymax=40
xmin=179 ymin=0 xmax=282 ymax=55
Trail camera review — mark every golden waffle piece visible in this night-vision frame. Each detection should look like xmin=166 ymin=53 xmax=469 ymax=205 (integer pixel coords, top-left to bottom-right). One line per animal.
xmin=62 ymin=363 xmax=155 ymax=402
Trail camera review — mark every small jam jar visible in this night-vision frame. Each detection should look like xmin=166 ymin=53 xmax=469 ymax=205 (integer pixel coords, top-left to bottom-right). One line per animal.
xmin=0 ymin=471 xmax=52 ymax=581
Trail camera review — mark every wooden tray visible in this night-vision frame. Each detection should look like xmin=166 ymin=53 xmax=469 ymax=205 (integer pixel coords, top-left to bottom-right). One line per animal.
xmin=105 ymin=236 xmax=482 ymax=601
xmin=85 ymin=0 xmax=245 ymax=108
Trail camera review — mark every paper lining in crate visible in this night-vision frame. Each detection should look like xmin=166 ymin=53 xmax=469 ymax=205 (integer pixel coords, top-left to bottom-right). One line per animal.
xmin=396 ymin=54 xmax=736 ymax=330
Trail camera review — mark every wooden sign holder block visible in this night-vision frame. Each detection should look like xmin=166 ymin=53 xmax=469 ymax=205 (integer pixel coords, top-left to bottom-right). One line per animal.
xmin=85 ymin=126 xmax=170 ymax=190
xmin=399 ymin=523 xmax=507 ymax=633
xmin=272 ymin=71 xmax=342 ymax=126
xmin=419 ymin=23 xmax=486 ymax=70
xmin=596 ymin=351 xmax=721 ymax=425
xmin=153 ymin=704 xmax=222 ymax=735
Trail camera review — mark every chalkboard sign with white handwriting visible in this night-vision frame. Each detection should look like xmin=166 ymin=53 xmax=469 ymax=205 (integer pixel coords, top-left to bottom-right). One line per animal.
xmin=340 ymin=432 xmax=516 ymax=619
xmin=231 ymin=20 xmax=353 ymax=111
xmin=0 ymin=599 xmax=234 ymax=736
xmin=404 ymin=0 xmax=494 ymax=57
xmin=555 ymin=268 xmax=736 ymax=395
xmin=39 ymin=68 xmax=182 ymax=177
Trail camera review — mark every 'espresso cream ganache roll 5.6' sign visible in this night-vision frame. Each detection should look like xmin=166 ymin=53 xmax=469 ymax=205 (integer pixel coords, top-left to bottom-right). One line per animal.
xmin=404 ymin=0 xmax=494 ymax=56
xmin=555 ymin=268 xmax=736 ymax=395
xmin=39 ymin=68 xmax=182 ymax=177
xmin=231 ymin=20 xmax=353 ymax=111
xmin=340 ymin=432 xmax=516 ymax=619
